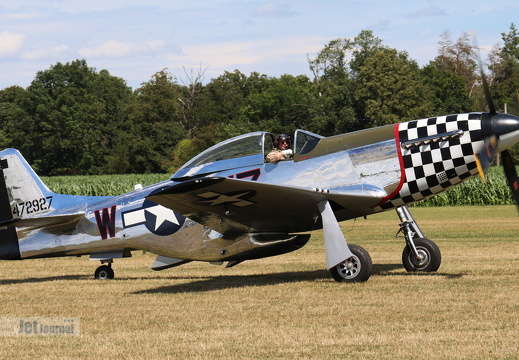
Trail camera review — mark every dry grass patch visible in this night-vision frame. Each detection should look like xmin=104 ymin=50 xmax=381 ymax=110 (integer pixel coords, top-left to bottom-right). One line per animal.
xmin=0 ymin=206 xmax=518 ymax=359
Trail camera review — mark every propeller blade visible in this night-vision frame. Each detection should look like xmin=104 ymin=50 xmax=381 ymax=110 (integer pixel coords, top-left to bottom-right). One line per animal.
xmin=474 ymin=134 xmax=499 ymax=182
xmin=501 ymin=149 xmax=519 ymax=207
xmin=474 ymin=153 xmax=486 ymax=182
xmin=480 ymin=66 xmax=497 ymax=115
xmin=472 ymin=32 xmax=497 ymax=115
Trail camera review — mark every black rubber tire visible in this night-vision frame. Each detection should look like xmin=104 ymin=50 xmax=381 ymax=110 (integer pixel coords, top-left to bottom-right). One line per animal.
xmin=329 ymin=244 xmax=373 ymax=283
xmin=402 ymin=238 xmax=441 ymax=272
xmin=94 ymin=265 xmax=114 ymax=280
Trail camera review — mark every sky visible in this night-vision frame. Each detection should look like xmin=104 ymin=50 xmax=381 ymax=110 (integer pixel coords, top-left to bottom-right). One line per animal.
xmin=1 ymin=1 xmax=518 ymax=90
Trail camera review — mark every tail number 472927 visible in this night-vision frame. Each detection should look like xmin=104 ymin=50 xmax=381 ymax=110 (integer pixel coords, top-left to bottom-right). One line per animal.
xmin=12 ymin=196 xmax=53 ymax=217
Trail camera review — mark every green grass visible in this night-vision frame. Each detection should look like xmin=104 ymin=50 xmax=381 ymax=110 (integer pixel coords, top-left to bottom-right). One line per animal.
xmin=0 ymin=206 xmax=518 ymax=359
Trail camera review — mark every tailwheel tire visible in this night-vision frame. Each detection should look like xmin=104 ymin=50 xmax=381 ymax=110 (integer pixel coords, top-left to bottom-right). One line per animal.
xmin=94 ymin=265 xmax=114 ymax=280
xmin=330 ymin=244 xmax=373 ymax=283
xmin=402 ymin=238 xmax=441 ymax=272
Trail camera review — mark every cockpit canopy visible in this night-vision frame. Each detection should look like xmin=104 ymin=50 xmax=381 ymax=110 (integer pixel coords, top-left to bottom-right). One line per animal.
xmin=172 ymin=130 xmax=323 ymax=179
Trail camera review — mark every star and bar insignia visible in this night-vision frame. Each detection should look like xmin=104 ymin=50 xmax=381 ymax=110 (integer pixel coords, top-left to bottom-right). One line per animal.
xmin=196 ymin=190 xmax=256 ymax=207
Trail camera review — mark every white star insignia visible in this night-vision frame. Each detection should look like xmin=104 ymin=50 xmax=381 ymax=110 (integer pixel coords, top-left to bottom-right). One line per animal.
xmin=145 ymin=205 xmax=179 ymax=231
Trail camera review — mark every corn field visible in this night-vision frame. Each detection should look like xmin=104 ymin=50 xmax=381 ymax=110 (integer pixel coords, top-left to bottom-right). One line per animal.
xmin=42 ymin=167 xmax=515 ymax=206
xmin=416 ymin=167 xmax=515 ymax=206
xmin=42 ymin=174 xmax=171 ymax=196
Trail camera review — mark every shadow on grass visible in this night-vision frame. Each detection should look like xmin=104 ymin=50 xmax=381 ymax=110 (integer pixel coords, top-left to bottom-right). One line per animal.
xmin=0 ymin=274 xmax=90 ymax=285
xmin=131 ymin=264 xmax=463 ymax=294
xmin=131 ymin=269 xmax=331 ymax=294
xmin=0 ymin=264 xmax=463 ymax=288
xmin=373 ymin=263 xmax=464 ymax=279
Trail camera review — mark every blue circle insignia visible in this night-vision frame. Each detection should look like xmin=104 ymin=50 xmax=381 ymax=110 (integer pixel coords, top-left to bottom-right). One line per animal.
xmin=142 ymin=199 xmax=186 ymax=236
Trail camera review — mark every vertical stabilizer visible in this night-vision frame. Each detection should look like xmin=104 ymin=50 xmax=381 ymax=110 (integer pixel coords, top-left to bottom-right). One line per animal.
xmin=0 ymin=148 xmax=56 ymax=223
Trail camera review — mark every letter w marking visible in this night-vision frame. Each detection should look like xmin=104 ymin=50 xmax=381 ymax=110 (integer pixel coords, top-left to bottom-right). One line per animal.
xmin=95 ymin=205 xmax=117 ymax=240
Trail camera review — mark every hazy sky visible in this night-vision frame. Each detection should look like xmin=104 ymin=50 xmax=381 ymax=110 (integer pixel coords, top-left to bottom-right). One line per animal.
xmin=1 ymin=1 xmax=517 ymax=90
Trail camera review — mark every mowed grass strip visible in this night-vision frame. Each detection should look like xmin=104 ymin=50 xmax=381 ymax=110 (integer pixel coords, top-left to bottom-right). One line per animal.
xmin=0 ymin=206 xmax=518 ymax=359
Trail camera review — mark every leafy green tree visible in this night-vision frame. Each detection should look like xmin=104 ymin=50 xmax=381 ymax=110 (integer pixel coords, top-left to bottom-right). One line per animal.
xmin=421 ymin=61 xmax=473 ymax=115
xmin=1 ymin=60 xmax=134 ymax=175
xmin=126 ymin=70 xmax=186 ymax=173
xmin=490 ymin=23 xmax=519 ymax=114
xmin=433 ymin=31 xmax=482 ymax=110
xmin=308 ymin=37 xmax=356 ymax=134
xmin=241 ymin=74 xmax=316 ymax=134
xmin=354 ymin=48 xmax=434 ymax=127
xmin=0 ymin=86 xmax=31 ymax=149
xmin=349 ymin=30 xmax=384 ymax=76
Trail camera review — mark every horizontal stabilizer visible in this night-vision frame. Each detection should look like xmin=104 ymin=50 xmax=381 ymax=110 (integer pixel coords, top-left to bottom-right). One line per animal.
xmin=0 ymin=213 xmax=84 ymax=230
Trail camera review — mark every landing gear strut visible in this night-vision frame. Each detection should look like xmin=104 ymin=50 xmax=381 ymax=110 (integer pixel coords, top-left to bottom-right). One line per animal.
xmin=94 ymin=260 xmax=114 ymax=280
xmin=396 ymin=206 xmax=441 ymax=272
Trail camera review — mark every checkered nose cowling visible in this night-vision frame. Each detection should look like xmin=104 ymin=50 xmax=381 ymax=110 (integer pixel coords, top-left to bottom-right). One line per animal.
xmin=376 ymin=113 xmax=485 ymax=211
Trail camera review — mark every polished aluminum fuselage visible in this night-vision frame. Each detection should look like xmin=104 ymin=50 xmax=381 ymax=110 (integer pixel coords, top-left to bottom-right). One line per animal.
xmin=8 ymin=113 xmax=498 ymax=263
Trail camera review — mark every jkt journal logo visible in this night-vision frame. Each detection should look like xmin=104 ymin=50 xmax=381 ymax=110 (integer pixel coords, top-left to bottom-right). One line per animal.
xmin=0 ymin=317 xmax=80 ymax=336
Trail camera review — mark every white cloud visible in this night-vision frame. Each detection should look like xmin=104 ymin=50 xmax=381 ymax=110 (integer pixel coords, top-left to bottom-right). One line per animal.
xmin=22 ymin=45 xmax=69 ymax=60
xmin=252 ymin=3 xmax=296 ymax=17
xmin=172 ymin=35 xmax=327 ymax=77
xmin=78 ymin=39 xmax=166 ymax=59
xmin=9 ymin=12 xmax=48 ymax=20
xmin=0 ymin=31 xmax=27 ymax=59
xmin=408 ymin=6 xmax=448 ymax=18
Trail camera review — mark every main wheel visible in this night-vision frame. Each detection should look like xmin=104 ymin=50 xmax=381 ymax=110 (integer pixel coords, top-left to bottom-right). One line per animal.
xmin=402 ymin=238 xmax=441 ymax=272
xmin=94 ymin=265 xmax=114 ymax=280
xmin=329 ymin=244 xmax=373 ymax=283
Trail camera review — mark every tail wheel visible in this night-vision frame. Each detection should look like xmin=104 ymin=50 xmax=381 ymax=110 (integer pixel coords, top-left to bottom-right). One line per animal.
xmin=402 ymin=238 xmax=441 ymax=272
xmin=330 ymin=244 xmax=372 ymax=283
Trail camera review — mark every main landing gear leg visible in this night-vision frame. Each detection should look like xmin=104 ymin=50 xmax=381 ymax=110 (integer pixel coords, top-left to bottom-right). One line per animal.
xmin=318 ymin=200 xmax=373 ymax=283
xmin=395 ymin=206 xmax=441 ymax=272
xmin=94 ymin=259 xmax=115 ymax=280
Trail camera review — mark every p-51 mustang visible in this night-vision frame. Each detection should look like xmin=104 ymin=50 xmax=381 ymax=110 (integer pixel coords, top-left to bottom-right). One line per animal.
xmin=1 ymin=106 xmax=519 ymax=282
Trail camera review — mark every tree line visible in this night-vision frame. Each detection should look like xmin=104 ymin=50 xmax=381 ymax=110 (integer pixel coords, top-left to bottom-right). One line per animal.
xmin=1 ymin=27 xmax=518 ymax=176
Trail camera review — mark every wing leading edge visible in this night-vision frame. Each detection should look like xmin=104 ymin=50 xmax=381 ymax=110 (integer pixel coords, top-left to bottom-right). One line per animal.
xmin=146 ymin=177 xmax=386 ymax=236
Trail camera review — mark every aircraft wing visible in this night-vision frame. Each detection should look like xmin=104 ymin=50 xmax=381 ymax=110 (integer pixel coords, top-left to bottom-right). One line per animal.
xmin=147 ymin=177 xmax=386 ymax=235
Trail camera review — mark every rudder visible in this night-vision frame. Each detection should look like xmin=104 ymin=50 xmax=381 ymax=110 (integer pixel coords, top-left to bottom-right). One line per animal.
xmin=0 ymin=151 xmax=22 ymax=259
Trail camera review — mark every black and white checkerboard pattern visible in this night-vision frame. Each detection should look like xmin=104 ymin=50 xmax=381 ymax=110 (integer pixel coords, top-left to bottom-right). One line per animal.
xmin=376 ymin=113 xmax=484 ymax=211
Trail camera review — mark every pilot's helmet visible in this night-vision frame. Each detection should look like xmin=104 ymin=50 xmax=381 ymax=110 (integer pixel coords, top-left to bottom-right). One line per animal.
xmin=274 ymin=134 xmax=291 ymax=148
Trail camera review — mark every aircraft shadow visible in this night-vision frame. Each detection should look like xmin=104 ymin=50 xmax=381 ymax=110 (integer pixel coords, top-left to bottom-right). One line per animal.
xmin=131 ymin=269 xmax=331 ymax=294
xmin=0 ymin=264 xmax=462 ymax=288
xmin=0 ymin=274 xmax=89 ymax=285
xmin=373 ymin=263 xmax=464 ymax=279
xmin=131 ymin=264 xmax=463 ymax=294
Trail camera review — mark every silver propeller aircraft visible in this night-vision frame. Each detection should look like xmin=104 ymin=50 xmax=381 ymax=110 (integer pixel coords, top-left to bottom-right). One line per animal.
xmin=2 ymin=66 xmax=519 ymax=283
xmin=1 ymin=108 xmax=518 ymax=283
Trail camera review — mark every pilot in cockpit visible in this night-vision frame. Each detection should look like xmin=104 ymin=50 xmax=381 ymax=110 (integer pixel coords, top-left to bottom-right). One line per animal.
xmin=266 ymin=134 xmax=293 ymax=163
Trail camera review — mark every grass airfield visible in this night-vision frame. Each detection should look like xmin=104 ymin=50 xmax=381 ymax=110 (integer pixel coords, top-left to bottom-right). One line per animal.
xmin=1 ymin=205 xmax=518 ymax=359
